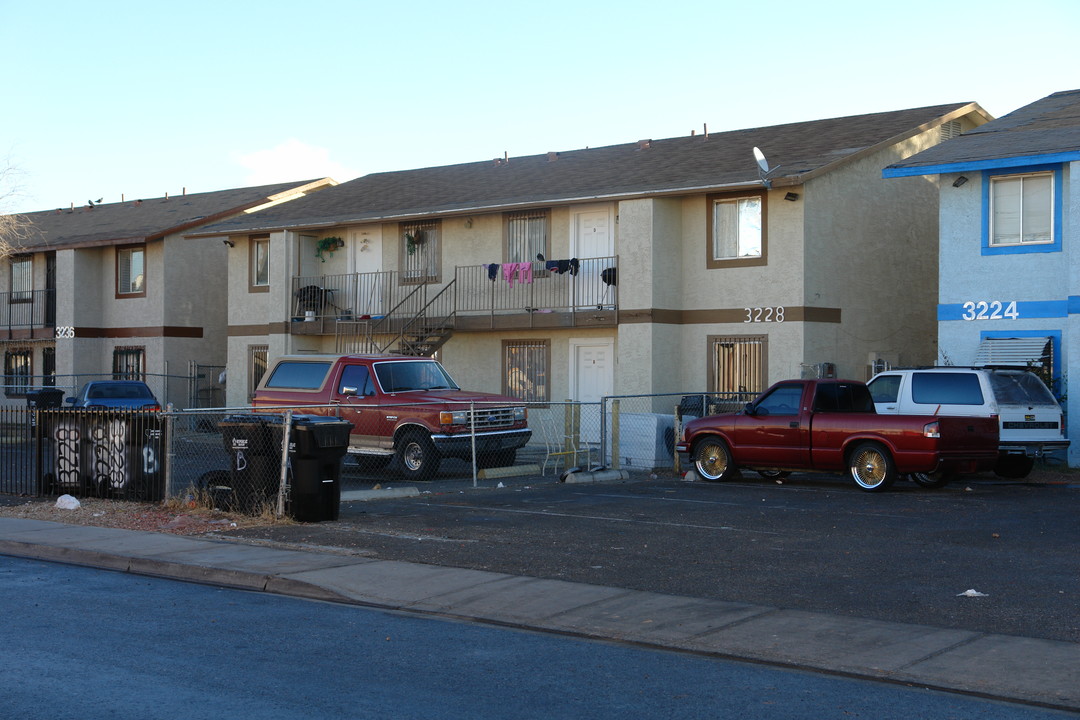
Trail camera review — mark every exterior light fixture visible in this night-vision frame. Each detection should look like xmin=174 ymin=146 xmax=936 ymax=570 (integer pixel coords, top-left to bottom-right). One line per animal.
xmin=952 ymin=176 xmax=969 ymax=188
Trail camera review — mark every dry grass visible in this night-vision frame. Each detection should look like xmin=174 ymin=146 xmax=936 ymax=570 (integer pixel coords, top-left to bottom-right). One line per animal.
xmin=0 ymin=489 xmax=292 ymax=536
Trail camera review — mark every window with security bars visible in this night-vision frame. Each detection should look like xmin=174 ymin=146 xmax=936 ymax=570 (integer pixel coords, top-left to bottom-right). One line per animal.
xmin=710 ymin=335 xmax=766 ymax=394
xmin=503 ymin=340 xmax=548 ymax=403
xmin=4 ymin=349 xmax=31 ymax=397
xmin=249 ymin=344 xmax=268 ymax=397
xmin=117 ymin=245 xmax=146 ymax=296
xmin=506 ymin=210 xmax=548 ymax=263
xmin=401 ymin=220 xmax=439 ymax=283
xmin=113 ymin=347 xmax=145 ymax=380
xmin=10 ymin=256 xmax=32 ymax=302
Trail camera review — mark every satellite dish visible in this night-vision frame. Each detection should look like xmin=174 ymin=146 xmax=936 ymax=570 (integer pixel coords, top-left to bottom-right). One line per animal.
xmin=752 ymin=147 xmax=779 ymax=188
xmin=753 ymin=147 xmax=770 ymax=174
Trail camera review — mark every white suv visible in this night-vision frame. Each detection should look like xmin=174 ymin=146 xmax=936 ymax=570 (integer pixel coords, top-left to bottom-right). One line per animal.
xmin=867 ymin=367 xmax=1068 ymax=479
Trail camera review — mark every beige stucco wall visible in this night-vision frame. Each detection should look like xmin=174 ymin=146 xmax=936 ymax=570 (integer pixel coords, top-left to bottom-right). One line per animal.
xmin=802 ymin=130 xmax=943 ymax=378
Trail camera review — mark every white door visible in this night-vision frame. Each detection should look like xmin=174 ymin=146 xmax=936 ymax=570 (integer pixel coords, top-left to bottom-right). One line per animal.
xmin=348 ymin=227 xmax=384 ymax=316
xmin=570 ymin=339 xmax=614 ymax=446
xmin=571 ymin=207 xmax=614 ymax=309
xmin=572 ymin=208 xmax=614 ymax=259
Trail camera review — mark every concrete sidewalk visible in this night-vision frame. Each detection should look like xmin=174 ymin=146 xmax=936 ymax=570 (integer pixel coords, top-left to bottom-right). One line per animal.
xmin=1 ymin=517 xmax=1076 ymax=712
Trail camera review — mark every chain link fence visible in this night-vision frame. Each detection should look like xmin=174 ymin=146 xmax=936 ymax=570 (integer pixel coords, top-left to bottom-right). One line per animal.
xmin=2 ymin=392 xmax=757 ymax=517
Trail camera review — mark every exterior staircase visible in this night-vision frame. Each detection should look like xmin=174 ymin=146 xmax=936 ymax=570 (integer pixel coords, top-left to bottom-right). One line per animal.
xmin=335 ymin=280 xmax=455 ymax=357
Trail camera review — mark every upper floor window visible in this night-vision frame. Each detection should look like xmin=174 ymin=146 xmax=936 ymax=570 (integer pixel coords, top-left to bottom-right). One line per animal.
xmin=990 ymin=172 xmax=1053 ymax=246
xmin=401 ymin=220 xmax=439 ymax=284
xmin=10 ymin=255 xmax=32 ymax=302
xmin=707 ymin=191 xmax=766 ymax=268
xmin=117 ymin=245 xmax=146 ymax=297
xmin=506 ymin=210 xmax=549 ymax=264
xmin=250 ymin=235 xmax=270 ymax=291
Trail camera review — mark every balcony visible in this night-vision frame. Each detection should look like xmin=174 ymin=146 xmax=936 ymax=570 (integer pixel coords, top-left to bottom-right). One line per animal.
xmin=0 ymin=289 xmax=56 ymax=340
xmin=289 ymin=256 xmax=618 ymax=338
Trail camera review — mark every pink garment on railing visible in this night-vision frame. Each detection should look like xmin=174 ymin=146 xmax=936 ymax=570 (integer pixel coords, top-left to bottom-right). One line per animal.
xmin=503 ymin=262 xmax=533 ymax=287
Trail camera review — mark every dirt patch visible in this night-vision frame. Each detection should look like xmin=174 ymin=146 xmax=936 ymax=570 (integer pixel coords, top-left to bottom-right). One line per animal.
xmin=0 ymin=496 xmax=283 ymax=536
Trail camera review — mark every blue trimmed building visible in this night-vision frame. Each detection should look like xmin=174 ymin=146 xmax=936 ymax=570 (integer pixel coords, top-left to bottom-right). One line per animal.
xmin=884 ymin=89 xmax=1080 ymax=465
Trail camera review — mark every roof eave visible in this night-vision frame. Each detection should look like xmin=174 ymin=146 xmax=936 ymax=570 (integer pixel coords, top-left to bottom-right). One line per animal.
xmin=884 ymin=150 xmax=1080 ymax=178
xmin=187 ymin=179 xmax=770 ymax=236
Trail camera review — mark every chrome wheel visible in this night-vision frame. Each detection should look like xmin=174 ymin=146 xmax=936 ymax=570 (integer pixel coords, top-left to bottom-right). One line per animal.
xmin=694 ymin=438 xmax=734 ymax=482
xmin=849 ymin=442 xmax=896 ymax=492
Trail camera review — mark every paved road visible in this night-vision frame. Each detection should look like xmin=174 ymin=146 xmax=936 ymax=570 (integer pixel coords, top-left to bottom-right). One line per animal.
xmin=228 ymin=469 xmax=1080 ymax=644
xmin=3 ymin=556 xmax=1073 ymax=720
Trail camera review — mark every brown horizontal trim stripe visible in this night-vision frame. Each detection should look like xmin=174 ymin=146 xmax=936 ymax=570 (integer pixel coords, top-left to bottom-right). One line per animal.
xmin=228 ymin=324 xmax=277 ymax=336
xmin=619 ymin=307 xmax=841 ymax=324
xmin=76 ymin=326 xmax=204 ymax=338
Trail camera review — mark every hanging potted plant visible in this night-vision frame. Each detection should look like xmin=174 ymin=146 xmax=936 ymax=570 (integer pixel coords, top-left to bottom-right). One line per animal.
xmin=405 ymin=230 xmax=424 ymax=256
xmin=315 ymin=236 xmax=344 ymax=262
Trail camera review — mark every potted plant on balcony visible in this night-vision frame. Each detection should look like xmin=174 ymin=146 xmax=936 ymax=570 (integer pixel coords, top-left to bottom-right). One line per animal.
xmin=315 ymin=236 xmax=344 ymax=262
xmin=405 ymin=230 xmax=424 ymax=256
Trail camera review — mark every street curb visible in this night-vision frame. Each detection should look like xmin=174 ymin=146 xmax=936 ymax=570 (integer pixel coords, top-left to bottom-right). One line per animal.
xmin=560 ymin=468 xmax=630 ymax=484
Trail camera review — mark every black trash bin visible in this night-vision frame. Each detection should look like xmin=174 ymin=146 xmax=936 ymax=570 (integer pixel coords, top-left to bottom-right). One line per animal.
xmin=218 ymin=414 xmax=279 ymax=512
xmin=26 ymin=388 xmax=66 ymax=409
xmin=286 ymin=415 xmax=351 ymax=522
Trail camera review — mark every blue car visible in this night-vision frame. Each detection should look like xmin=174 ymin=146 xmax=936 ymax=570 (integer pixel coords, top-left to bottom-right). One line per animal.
xmin=67 ymin=381 xmax=161 ymax=411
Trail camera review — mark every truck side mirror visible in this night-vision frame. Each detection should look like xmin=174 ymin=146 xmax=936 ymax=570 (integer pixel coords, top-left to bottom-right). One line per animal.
xmin=743 ymin=403 xmax=756 ymax=416
xmin=340 ymin=385 xmax=358 ymax=397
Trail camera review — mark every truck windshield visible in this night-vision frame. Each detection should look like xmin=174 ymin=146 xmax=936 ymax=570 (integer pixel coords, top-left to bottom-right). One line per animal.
xmin=989 ymin=371 xmax=1057 ymax=404
xmin=374 ymin=361 xmax=460 ymax=393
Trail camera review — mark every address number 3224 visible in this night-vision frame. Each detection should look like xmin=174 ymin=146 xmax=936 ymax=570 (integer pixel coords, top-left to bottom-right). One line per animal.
xmin=961 ymin=300 xmax=1019 ymax=321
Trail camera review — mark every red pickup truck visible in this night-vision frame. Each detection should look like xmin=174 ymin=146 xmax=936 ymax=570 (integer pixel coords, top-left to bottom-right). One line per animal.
xmin=253 ymin=354 xmax=531 ymax=480
xmin=675 ymin=379 xmax=998 ymax=492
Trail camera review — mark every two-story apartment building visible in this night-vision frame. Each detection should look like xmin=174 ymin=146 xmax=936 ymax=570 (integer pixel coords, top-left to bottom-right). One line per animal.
xmin=192 ymin=102 xmax=991 ymax=411
xmin=884 ymin=88 xmax=1080 ymax=465
xmin=1 ymin=179 xmax=334 ymax=407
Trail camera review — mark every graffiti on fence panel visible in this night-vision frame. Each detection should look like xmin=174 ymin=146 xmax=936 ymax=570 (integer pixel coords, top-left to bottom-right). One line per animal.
xmin=91 ymin=417 xmax=129 ymax=490
xmin=53 ymin=418 xmax=81 ymax=489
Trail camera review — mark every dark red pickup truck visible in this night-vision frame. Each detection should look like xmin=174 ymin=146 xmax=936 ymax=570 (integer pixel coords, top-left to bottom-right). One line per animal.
xmin=675 ymin=379 xmax=999 ymax=492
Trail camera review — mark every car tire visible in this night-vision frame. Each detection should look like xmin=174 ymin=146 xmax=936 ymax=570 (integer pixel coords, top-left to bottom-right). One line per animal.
xmin=995 ymin=455 xmax=1035 ymax=479
xmin=908 ymin=470 xmax=953 ymax=489
xmin=848 ymin=442 xmax=896 ymax=492
xmin=396 ymin=431 xmax=440 ymax=481
xmin=757 ymin=469 xmax=791 ymax=480
xmin=693 ymin=437 xmax=736 ymax=482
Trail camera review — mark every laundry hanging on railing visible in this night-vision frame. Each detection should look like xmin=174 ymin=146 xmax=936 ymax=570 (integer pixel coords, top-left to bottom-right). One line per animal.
xmin=544 ymin=258 xmax=579 ymax=276
xmin=486 ymin=263 xmax=500 ymax=281
xmin=601 ymin=267 xmax=617 ymax=286
xmin=503 ymin=262 xmax=533 ymax=286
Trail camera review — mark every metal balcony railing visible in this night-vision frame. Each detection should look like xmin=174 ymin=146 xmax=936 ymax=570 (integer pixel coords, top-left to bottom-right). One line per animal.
xmin=1 ymin=289 xmax=56 ymax=335
xmin=290 ymin=256 xmax=618 ymax=337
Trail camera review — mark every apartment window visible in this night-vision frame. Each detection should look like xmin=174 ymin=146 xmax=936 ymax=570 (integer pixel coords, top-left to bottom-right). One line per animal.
xmin=112 ymin=347 xmax=145 ymax=380
xmin=709 ymin=335 xmax=766 ymax=394
xmin=117 ymin=245 xmax=146 ymax=297
xmin=506 ymin=210 xmax=549 ymax=263
xmin=10 ymin=256 xmax=32 ymax=302
xmin=401 ymin=220 xmax=439 ymax=283
xmin=504 ymin=339 xmax=548 ymax=403
xmin=990 ymin=172 xmax=1053 ymax=246
xmin=250 ymin=235 xmax=270 ymax=291
xmin=4 ymin=349 xmax=32 ymax=397
xmin=707 ymin=191 xmax=766 ymax=268
xmin=248 ymin=344 xmax=268 ymax=397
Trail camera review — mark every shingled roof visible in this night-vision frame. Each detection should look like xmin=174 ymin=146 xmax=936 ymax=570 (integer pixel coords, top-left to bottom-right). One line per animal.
xmin=9 ymin=179 xmax=334 ymax=251
xmin=191 ymin=102 xmax=983 ymax=236
xmin=884 ymin=89 xmax=1080 ymax=177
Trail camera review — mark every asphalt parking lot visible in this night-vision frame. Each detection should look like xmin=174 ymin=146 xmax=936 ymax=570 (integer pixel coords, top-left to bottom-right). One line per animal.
xmin=220 ymin=464 xmax=1080 ymax=645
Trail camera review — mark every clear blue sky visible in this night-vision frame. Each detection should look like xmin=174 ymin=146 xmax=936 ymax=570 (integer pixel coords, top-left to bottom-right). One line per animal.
xmin=3 ymin=0 xmax=1078 ymax=214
